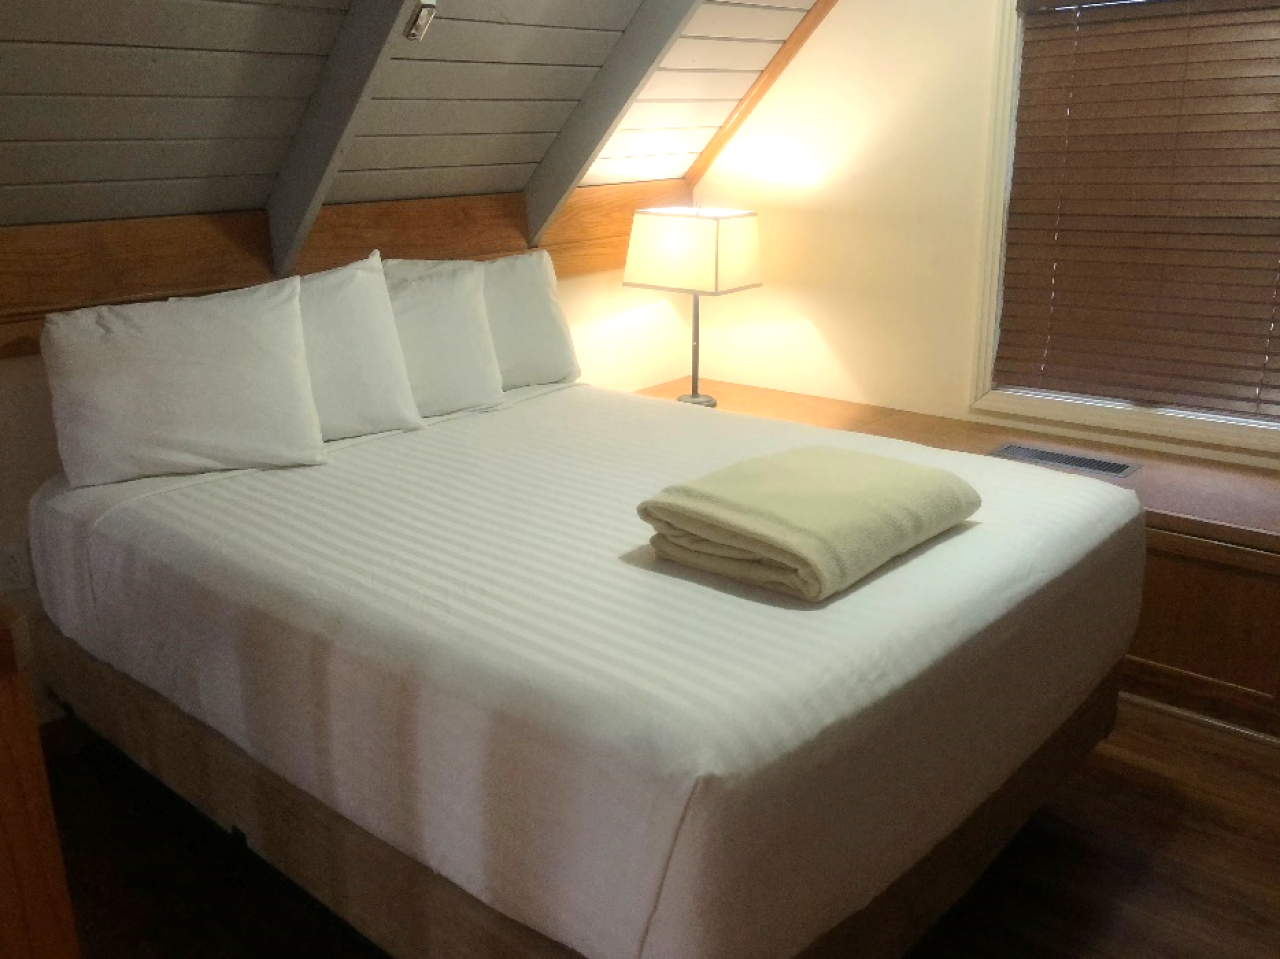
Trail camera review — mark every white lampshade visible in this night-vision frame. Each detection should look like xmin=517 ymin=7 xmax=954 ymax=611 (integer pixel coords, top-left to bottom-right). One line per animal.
xmin=622 ymin=207 xmax=761 ymax=296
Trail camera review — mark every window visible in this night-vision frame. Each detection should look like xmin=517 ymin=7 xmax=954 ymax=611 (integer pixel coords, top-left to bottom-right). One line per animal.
xmin=993 ymin=0 xmax=1280 ymax=428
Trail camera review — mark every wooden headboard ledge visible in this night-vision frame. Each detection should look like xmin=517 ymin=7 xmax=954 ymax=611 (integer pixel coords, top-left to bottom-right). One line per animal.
xmin=0 ymin=180 xmax=691 ymax=360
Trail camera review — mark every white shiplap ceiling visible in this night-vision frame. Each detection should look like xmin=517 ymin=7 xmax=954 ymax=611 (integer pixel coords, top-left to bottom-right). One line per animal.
xmin=584 ymin=0 xmax=815 ymax=186
xmin=0 ymin=0 xmax=828 ymax=261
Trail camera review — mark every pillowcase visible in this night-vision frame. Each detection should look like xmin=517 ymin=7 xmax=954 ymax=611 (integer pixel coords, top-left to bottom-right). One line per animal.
xmin=481 ymin=250 xmax=580 ymax=389
xmin=295 ymin=252 xmax=422 ymax=440
xmin=43 ymin=277 xmax=326 ymax=488
xmin=386 ymin=250 xmax=581 ymax=390
xmin=178 ymin=253 xmax=421 ymax=441
xmin=382 ymin=262 xmax=505 ymax=417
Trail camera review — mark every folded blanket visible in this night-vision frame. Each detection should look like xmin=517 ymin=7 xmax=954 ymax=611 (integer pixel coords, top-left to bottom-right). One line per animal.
xmin=637 ymin=446 xmax=982 ymax=602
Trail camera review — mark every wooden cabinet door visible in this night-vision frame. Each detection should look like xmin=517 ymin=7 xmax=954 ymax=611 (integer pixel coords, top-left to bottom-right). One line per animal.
xmin=0 ymin=603 xmax=79 ymax=959
xmin=1127 ymin=530 xmax=1280 ymax=732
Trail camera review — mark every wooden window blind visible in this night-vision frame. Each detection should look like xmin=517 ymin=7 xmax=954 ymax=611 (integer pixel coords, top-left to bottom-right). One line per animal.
xmin=996 ymin=0 xmax=1280 ymax=424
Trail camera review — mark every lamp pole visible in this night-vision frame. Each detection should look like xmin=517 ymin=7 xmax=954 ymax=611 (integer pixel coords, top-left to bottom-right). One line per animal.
xmin=680 ymin=292 xmax=716 ymax=407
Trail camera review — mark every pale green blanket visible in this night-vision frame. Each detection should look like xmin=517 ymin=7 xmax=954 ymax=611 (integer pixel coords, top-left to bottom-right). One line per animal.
xmin=637 ymin=446 xmax=982 ymax=602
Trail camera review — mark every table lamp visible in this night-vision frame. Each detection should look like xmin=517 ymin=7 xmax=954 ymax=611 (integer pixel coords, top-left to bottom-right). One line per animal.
xmin=622 ymin=207 xmax=761 ymax=408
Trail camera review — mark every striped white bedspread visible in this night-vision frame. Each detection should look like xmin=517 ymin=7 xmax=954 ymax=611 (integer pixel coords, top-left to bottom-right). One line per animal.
xmin=31 ymin=384 xmax=1144 ymax=959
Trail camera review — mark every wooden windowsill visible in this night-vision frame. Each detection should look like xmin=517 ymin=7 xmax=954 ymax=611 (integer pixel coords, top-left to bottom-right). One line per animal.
xmin=636 ymin=379 xmax=1280 ymax=556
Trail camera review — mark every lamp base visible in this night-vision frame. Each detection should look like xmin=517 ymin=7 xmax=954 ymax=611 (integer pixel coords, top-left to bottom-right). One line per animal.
xmin=677 ymin=393 xmax=717 ymax=408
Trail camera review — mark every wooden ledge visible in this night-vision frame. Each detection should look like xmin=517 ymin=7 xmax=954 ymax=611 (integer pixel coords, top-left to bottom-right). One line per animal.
xmin=637 ymin=379 xmax=1280 ymax=556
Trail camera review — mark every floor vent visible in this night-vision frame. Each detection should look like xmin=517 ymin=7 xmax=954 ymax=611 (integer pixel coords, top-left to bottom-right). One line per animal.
xmin=990 ymin=444 xmax=1139 ymax=478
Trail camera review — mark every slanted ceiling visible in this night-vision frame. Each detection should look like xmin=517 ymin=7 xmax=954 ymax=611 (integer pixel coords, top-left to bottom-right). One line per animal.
xmin=587 ymin=0 xmax=816 ymax=186
xmin=0 ymin=0 xmax=832 ymax=269
xmin=332 ymin=0 xmax=641 ymax=203
xmin=0 ymin=0 xmax=349 ymax=224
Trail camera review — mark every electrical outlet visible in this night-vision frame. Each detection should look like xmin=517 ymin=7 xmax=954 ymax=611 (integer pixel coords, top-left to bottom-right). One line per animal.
xmin=0 ymin=541 xmax=33 ymax=593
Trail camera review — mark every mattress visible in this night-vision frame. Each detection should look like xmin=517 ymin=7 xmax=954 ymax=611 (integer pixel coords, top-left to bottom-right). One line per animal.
xmin=30 ymin=384 xmax=1145 ymax=959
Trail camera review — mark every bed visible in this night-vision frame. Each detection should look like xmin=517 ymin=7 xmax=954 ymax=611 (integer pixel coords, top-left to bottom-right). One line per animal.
xmin=27 ymin=380 xmax=1144 ymax=959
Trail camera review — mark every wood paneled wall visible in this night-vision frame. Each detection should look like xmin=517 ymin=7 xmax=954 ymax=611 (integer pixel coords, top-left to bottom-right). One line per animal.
xmin=0 ymin=178 xmax=692 ymax=359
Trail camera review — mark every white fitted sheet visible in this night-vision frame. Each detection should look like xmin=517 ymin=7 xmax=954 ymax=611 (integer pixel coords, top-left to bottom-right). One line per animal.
xmin=30 ymin=385 xmax=1145 ymax=959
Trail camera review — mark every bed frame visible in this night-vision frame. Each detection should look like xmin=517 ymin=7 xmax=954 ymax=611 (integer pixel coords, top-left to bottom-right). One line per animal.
xmin=29 ymin=609 xmax=1120 ymax=959
xmin=5 ymin=188 xmax=1121 ymax=957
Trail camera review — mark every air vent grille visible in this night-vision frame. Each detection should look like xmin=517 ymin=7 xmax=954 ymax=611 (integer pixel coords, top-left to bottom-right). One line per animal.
xmin=990 ymin=444 xmax=1139 ymax=478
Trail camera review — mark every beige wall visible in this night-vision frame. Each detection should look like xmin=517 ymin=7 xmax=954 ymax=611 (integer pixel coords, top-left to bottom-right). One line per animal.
xmin=559 ymin=271 xmax=691 ymax=393
xmin=693 ymin=0 xmax=1008 ymax=419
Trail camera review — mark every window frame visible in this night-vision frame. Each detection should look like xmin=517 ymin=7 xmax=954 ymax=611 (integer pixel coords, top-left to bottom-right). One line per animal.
xmin=970 ymin=1 xmax=1280 ymax=462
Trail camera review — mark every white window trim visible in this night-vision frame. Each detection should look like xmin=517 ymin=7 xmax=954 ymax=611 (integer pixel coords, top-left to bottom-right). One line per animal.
xmin=968 ymin=1 xmax=1280 ymax=465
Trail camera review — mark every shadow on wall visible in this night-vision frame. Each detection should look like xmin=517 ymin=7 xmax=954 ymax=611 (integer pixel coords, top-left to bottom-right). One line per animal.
xmin=0 ymin=355 xmax=61 ymax=543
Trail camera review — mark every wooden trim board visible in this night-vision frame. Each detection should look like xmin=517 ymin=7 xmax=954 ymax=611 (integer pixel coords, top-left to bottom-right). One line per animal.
xmin=0 ymin=179 xmax=692 ymax=359
xmin=31 ymin=611 xmax=1120 ymax=959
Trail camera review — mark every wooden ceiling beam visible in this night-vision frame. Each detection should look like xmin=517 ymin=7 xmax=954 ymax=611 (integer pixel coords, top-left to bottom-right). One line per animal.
xmin=523 ymin=0 xmax=702 ymax=246
xmin=267 ymin=0 xmax=417 ymax=275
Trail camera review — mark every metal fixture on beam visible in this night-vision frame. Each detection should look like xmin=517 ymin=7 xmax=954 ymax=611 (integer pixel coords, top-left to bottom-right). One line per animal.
xmin=405 ymin=1 xmax=437 ymax=41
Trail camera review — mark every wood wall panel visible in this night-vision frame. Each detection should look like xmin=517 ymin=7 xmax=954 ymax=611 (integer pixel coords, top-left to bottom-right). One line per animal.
xmin=662 ymin=37 xmax=783 ymax=71
xmin=0 ymin=602 xmax=79 ymax=959
xmin=1130 ymin=529 xmax=1280 ymax=703
xmin=352 ymin=100 xmax=576 ymax=137
xmin=0 ymin=212 xmax=277 ymax=323
xmin=371 ymin=61 xmax=596 ymax=102
xmin=0 ymin=44 xmax=326 ymax=98
xmin=619 ymin=99 xmax=737 ymax=130
xmin=0 ymin=140 xmax=292 ymax=186
xmin=292 ymin=194 xmax=530 ymax=273
xmin=685 ymin=3 xmax=806 ymax=41
xmin=638 ymin=69 xmax=757 ymax=101
xmin=0 ymin=180 xmax=686 ymax=357
xmin=343 ymin=134 xmax=556 ymax=171
xmin=438 ymin=0 xmax=643 ymax=31
xmin=0 ymin=178 xmax=276 ymax=228
xmin=0 ymin=96 xmax=307 ymax=142
xmin=387 ymin=19 xmax=620 ymax=65
xmin=0 ymin=0 xmax=343 ymax=55
xmin=327 ymin=166 xmax=537 ymax=204
xmin=0 ymin=0 xmax=339 ymax=228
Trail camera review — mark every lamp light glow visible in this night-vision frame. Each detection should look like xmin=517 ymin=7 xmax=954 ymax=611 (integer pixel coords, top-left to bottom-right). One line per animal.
xmin=622 ymin=208 xmax=761 ymax=407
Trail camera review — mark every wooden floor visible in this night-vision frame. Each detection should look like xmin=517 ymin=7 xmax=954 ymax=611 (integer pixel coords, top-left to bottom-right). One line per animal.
xmin=44 ymin=698 xmax=1279 ymax=959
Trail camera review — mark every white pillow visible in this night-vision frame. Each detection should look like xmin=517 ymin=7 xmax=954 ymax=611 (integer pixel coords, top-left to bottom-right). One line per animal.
xmin=43 ymin=277 xmax=326 ymax=488
xmin=383 ymin=262 xmax=505 ymax=417
xmin=386 ymin=251 xmax=580 ymax=390
xmin=296 ymin=252 xmax=422 ymax=440
xmin=481 ymin=250 xmax=580 ymax=389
